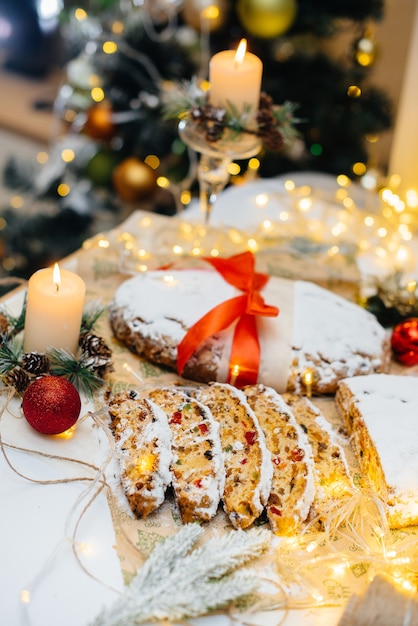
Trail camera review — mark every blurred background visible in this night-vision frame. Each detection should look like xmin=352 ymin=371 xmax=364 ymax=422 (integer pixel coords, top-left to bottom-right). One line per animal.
xmin=0 ymin=0 xmax=416 ymax=284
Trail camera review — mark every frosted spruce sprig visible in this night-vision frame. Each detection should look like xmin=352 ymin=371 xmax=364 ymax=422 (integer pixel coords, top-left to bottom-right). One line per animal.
xmin=91 ymin=523 xmax=271 ymax=626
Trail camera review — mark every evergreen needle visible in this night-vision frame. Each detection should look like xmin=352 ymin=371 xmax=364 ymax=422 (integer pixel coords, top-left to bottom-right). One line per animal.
xmin=81 ymin=300 xmax=107 ymax=334
xmin=90 ymin=524 xmax=271 ymax=626
xmin=0 ymin=336 xmax=23 ymax=374
xmin=47 ymin=348 xmax=105 ymax=397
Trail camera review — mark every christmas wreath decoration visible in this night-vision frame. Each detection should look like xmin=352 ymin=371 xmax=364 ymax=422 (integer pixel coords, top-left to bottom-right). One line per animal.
xmin=0 ymin=300 xmax=113 ymax=397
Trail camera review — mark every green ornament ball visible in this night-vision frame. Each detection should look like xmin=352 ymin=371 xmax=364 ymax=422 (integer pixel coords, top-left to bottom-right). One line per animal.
xmin=237 ymin=0 xmax=297 ymax=39
xmin=84 ymin=149 xmax=120 ymax=187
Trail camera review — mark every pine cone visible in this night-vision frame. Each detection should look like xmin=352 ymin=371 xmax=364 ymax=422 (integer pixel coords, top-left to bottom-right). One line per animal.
xmin=0 ymin=313 xmax=10 ymax=336
xmin=79 ymin=332 xmax=113 ymax=378
xmin=21 ymin=352 xmax=51 ymax=375
xmin=262 ymin=128 xmax=284 ymax=152
xmin=190 ymin=105 xmax=205 ymax=121
xmin=257 ymin=108 xmax=275 ymax=129
xmin=202 ymin=104 xmax=226 ymax=124
xmin=4 ymin=367 xmax=30 ymax=394
xmin=205 ymin=122 xmax=224 ymax=142
xmin=258 ymin=92 xmax=273 ymax=111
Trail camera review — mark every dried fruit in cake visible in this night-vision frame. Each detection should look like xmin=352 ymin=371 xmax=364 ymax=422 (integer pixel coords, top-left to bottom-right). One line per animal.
xmin=283 ymin=392 xmax=355 ymax=529
xmin=243 ymin=384 xmax=315 ymax=534
xmin=108 ymin=391 xmax=172 ymax=519
xmin=148 ymin=386 xmax=224 ymax=523
xmin=194 ymin=383 xmax=272 ymax=530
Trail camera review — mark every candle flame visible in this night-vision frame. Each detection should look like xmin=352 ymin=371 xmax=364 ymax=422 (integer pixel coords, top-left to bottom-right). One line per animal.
xmin=53 ymin=263 xmax=61 ymax=293
xmin=234 ymin=39 xmax=247 ymax=68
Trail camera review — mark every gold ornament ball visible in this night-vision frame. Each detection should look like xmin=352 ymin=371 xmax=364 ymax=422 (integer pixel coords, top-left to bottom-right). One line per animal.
xmin=84 ymin=101 xmax=115 ymax=141
xmin=237 ymin=0 xmax=297 ymax=39
xmin=182 ymin=0 xmax=227 ymax=33
xmin=113 ymin=157 xmax=157 ymax=202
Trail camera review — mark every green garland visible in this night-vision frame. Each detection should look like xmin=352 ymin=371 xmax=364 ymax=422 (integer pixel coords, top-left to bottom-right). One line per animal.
xmin=0 ymin=300 xmax=113 ymax=397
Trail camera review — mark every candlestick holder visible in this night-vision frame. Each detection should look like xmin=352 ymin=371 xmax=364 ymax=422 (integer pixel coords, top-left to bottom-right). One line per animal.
xmin=178 ymin=118 xmax=262 ymax=228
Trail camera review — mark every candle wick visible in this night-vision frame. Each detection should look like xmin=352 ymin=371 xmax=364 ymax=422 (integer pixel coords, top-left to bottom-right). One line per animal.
xmin=55 ymin=283 xmax=59 ymax=293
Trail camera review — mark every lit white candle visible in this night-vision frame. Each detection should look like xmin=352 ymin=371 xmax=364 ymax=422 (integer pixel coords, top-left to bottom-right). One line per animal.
xmin=209 ymin=38 xmax=263 ymax=116
xmin=24 ymin=264 xmax=86 ymax=354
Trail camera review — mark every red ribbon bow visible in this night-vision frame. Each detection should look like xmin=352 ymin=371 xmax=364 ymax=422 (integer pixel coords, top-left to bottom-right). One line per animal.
xmin=177 ymin=251 xmax=279 ymax=387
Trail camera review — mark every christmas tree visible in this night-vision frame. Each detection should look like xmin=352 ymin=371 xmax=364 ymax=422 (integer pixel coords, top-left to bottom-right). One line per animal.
xmin=0 ymin=0 xmax=392 ymax=281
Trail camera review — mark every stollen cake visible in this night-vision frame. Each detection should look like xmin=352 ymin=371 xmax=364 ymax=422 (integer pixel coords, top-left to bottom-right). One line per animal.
xmin=108 ymin=391 xmax=172 ymax=518
xmin=109 ymin=268 xmax=390 ymax=394
xmin=243 ymin=384 xmax=315 ymax=534
xmin=283 ymin=392 xmax=355 ymax=528
xmin=148 ymin=386 xmax=225 ymax=523
xmin=335 ymin=374 xmax=418 ymax=528
xmin=194 ymin=383 xmax=273 ymax=529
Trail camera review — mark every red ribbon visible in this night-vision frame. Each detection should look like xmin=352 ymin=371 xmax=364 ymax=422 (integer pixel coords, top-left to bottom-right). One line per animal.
xmin=177 ymin=251 xmax=279 ymax=387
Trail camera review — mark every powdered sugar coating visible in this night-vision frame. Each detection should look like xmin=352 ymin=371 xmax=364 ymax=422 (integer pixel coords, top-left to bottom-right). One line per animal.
xmin=148 ymin=387 xmax=225 ymax=523
xmin=336 ymin=374 xmax=418 ymax=527
xmin=243 ymin=384 xmax=315 ymax=534
xmin=110 ymin=269 xmax=389 ymax=394
xmin=194 ymin=382 xmax=273 ymax=529
xmin=109 ymin=395 xmax=173 ymax=517
xmin=291 ymin=281 xmax=390 ymax=392
xmin=253 ymin=385 xmax=315 ymax=521
xmin=226 ymin=383 xmax=273 ymax=509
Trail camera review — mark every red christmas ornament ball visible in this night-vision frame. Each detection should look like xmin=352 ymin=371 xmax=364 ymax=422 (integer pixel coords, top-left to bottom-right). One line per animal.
xmin=22 ymin=376 xmax=82 ymax=435
xmin=391 ymin=318 xmax=418 ymax=366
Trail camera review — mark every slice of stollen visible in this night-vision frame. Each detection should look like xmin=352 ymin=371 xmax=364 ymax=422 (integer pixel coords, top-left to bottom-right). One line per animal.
xmin=148 ymin=386 xmax=224 ymax=523
xmin=108 ymin=391 xmax=172 ymax=519
xmin=243 ymin=384 xmax=315 ymax=534
xmin=283 ymin=392 xmax=355 ymax=529
xmin=194 ymin=383 xmax=273 ymax=530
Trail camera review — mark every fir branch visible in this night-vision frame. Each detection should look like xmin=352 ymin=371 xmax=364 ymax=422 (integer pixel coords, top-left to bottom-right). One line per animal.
xmin=90 ymin=524 xmax=271 ymax=626
xmin=162 ymin=78 xmax=208 ymax=120
xmin=0 ymin=293 xmax=27 ymax=335
xmin=81 ymin=300 xmax=107 ymax=334
xmin=162 ymin=80 xmax=299 ymax=150
xmin=0 ymin=336 xmax=23 ymax=375
xmin=47 ymin=348 xmax=105 ymax=397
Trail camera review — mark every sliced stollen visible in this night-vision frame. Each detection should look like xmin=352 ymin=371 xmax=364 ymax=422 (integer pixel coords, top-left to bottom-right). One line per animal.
xmin=108 ymin=391 xmax=172 ymax=519
xmin=283 ymin=392 xmax=355 ymax=529
xmin=194 ymin=383 xmax=273 ymax=530
xmin=243 ymin=384 xmax=315 ymax=534
xmin=335 ymin=374 xmax=418 ymax=528
xmin=148 ymin=386 xmax=224 ymax=523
